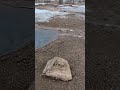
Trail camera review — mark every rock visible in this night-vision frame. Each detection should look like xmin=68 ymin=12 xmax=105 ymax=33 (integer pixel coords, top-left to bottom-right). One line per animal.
xmin=42 ymin=57 xmax=72 ymax=81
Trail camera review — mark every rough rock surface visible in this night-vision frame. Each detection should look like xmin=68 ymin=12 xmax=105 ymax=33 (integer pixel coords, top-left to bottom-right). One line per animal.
xmin=42 ymin=57 xmax=72 ymax=81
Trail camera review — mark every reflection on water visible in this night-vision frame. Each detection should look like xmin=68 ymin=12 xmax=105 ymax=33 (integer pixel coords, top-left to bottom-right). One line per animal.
xmin=35 ymin=29 xmax=59 ymax=48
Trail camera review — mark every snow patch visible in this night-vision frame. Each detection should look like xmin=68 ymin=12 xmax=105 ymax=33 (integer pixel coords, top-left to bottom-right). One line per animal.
xmin=58 ymin=5 xmax=85 ymax=13
xmin=35 ymin=9 xmax=68 ymax=23
xmin=35 ymin=3 xmax=46 ymax=5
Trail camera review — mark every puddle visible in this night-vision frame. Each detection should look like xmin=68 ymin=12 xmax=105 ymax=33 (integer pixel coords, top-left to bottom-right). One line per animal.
xmin=35 ymin=29 xmax=59 ymax=48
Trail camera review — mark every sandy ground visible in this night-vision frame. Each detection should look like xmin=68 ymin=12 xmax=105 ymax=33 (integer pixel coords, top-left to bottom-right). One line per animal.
xmin=35 ymin=4 xmax=85 ymax=90
xmin=36 ymin=14 xmax=84 ymax=30
xmin=35 ymin=36 xmax=85 ymax=90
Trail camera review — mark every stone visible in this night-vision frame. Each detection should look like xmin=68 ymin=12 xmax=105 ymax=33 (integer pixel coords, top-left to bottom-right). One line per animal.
xmin=42 ymin=57 xmax=72 ymax=81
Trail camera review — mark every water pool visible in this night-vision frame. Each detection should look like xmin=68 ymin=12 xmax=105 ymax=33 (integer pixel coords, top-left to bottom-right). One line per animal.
xmin=35 ymin=29 xmax=59 ymax=48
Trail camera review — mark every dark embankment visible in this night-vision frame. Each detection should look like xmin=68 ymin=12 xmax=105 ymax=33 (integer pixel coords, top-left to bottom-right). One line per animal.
xmin=0 ymin=42 xmax=35 ymax=90
xmin=86 ymin=23 xmax=120 ymax=89
xmin=86 ymin=0 xmax=120 ymax=89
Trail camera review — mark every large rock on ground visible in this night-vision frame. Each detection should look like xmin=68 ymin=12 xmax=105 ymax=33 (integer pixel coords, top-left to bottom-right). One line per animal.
xmin=42 ymin=57 xmax=72 ymax=81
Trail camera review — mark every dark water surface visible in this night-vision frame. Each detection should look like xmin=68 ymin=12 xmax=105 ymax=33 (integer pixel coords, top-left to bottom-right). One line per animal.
xmin=35 ymin=29 xmax=59 ymax=48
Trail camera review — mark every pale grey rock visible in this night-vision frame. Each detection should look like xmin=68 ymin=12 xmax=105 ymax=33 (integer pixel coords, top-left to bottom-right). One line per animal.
xmin=42 ymin=57 xmax=72 ymax=81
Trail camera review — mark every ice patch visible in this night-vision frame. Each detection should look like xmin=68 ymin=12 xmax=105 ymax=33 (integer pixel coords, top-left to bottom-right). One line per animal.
xmin=35 ymin=3 xmax=46 ymax=5
xmin=35 ymin=9 xmax=67 ymax=23
xmin=58 ymin=5 xmax=85 ymax=13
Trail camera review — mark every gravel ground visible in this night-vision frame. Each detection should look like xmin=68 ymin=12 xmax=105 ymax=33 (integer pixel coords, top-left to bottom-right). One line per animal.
xmin=35 ymin=36 xmax=85 ymax=90
xmin=86 ymin=15 xmax=120 ymax=89
xmin=0 ymin=42 xmax=35 ymax=90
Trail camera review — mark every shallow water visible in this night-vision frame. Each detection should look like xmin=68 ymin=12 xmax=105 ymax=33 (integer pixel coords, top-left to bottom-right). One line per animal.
xmin=35 ymin=29 xmax=59 ymax=48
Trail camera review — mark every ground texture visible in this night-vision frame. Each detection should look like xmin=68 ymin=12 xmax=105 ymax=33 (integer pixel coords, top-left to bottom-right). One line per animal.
xmin=35 ymin=36 xmax=85 ymax=90
xmin=0 ymin=42 xmax=34 ymax=90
